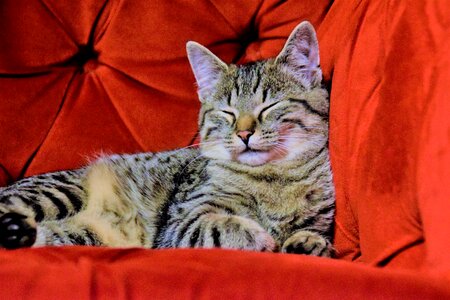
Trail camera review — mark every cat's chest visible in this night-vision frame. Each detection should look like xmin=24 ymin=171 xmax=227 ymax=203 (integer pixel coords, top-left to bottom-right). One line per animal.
xmin=222 ymin=173 xmax=313 ymax=217
xmin=219 ymin=172 xmax=321 ymax=241
xmin=208 ymin=164 xmax=319 ymax=236
xmin=251 ymin=181 xmax=311 ymax=220
xmin=243 ymin=180 xmax=315 ymax=241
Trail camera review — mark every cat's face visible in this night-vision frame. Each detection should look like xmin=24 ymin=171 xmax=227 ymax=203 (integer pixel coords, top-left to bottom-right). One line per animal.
xmin=187 ymin=21 xmax=329 ymax=166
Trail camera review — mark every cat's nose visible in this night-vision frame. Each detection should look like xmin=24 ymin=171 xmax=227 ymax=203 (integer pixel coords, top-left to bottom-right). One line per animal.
xmin=237 ymin=130 xmax=254 ymax=145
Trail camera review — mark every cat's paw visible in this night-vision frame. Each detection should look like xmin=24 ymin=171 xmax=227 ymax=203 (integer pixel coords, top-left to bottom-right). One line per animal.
xmin=204 ymin=215 xmax=276 ymax=252
xmin=281 ymin=231 xmax=332 ymax=257
xmin=0 ymin=212 xmax=37 ymax=249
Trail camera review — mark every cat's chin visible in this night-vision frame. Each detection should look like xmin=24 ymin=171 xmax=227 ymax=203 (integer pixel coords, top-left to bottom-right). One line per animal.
xmin=236 ymin=151 xmax=272 ymax=166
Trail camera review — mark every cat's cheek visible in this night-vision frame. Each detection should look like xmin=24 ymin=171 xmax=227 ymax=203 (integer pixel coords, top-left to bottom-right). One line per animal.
xmin=267 ymin=147 xmax=288 ymax=162
xmin=279 ymin=123 xmax=297 ymax=135
xmin=201 ymin=145 xmax=232 ymax=161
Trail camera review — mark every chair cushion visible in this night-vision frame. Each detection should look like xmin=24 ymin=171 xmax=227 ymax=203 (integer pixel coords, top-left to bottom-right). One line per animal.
xmin=1 ymin=1 xmax=450 ymax=295
xmin=1 ymin=247 xmax=449 ymax=299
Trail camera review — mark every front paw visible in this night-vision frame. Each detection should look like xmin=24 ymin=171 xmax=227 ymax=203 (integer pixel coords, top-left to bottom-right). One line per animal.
xmin=281 ymin=231 xmax=332 ymax=257
xmin=0 ymin=213 xmax=37 ymax=249
xmin=201 ymin=215 xmax=277 ymax=252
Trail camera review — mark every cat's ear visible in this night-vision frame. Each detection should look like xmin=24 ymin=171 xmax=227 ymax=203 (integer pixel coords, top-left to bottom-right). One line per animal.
xmin=186 ymin=41 xmax=228 ymax=101
xmin=275 ymin=21 xmax=322 ymax=88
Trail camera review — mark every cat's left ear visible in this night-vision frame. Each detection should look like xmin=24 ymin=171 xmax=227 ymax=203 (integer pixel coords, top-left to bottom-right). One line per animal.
xmin=186 ymin=41 xmax=228 ymax=102
xmin=275 ymin=21 xmax=322 ymax=88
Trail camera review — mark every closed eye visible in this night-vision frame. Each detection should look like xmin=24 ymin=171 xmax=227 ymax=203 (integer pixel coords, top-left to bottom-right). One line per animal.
xmin=218 ymin=110 xmax=236 ymax=124
xmin=257 ymin=101 xmax=282 ymax=122
xmin=281 ymin=118 xmax=308 ymax=131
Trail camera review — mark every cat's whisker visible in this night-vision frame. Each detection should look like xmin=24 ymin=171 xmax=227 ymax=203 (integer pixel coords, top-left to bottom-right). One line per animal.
xmin=272 ymin=144 xmax=289 ymax=157
xmin=283 ymin=139 xmax=324 ymax=146
xmin=177 ymin=144 xmax=201 ymax=151
xmin=289 ymin=126 xmax=325 ymax=130
xmin=274 ymin=143 xmax=290 ymax=153
xmin=177 ymin=140 xmax=222 ymax=151
xmin=278 ymin=135 xmax=325 ymax=140
xmin=181 ymin=153 xmax=206 ymax=175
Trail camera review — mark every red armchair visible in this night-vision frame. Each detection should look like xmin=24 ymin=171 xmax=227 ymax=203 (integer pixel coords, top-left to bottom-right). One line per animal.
xmin=1 ymin=0 xmax=449 ymax=298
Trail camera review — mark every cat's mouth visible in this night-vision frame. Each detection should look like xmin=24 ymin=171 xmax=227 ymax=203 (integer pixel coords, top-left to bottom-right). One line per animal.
xmin=235 ymin=143 xmax=289 ymax=166
xmin=242 ymin=146 xmax=266 ymax=153
xmin=236 ymin=150 xmax=270 ymax=166
xmin=235 ymin=145 xmax=278 ymax=166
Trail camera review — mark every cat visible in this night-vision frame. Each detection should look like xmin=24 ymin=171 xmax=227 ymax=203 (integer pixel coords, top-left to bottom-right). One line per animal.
xmin=0 ymin=21 xmax=334 ymax=256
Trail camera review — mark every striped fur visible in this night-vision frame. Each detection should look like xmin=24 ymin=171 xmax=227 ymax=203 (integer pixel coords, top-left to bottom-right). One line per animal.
xmin=0 ymin=22 xmax=334 ymax=256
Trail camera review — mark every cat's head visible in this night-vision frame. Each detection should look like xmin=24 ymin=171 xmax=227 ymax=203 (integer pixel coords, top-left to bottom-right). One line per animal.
xmin=187 ymin=21 xmax=329 ymax=167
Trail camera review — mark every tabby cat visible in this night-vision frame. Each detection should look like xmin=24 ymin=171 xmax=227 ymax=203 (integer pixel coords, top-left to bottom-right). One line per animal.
xmin=0 ymin=21 xmax=334 ymax=256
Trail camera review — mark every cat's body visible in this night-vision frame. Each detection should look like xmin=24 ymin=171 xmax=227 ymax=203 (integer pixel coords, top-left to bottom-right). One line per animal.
xmin=0 ymin=21 xmax=335 ymax=256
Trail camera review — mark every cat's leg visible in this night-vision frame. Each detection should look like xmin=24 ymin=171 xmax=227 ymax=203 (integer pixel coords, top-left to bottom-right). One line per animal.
xmin=34 ymin=221 xmax=102 ymax=246
xmin=281 ymin=189 xmax=335 ymax=257
xmin=0 ymin=169 xmax=87 ymax=249
xmin=281 ymin=230 xmax=333 ymax=257
xmin=159 ymin=205 xmax=277 ymax=251
xmin=182 ymin=213 xmax=276 ymax=251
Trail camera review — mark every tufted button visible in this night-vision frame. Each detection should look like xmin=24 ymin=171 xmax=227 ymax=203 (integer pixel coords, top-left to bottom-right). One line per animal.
xmin=83 ymin=59 xmax=99 ymax=73
xmin=69 ymin=44 xmax=99 ymax=72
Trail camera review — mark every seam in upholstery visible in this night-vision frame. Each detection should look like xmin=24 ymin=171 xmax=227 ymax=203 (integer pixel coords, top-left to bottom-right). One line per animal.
xmin=102 ymin=62 xmax=173 ymax=97
xmin=207 ymin=0 xmax=242 ymax=36
xmin=334 ymin=219 xmax=361 ymax=260
xmin=39 ymin=0 xmax=114 ymax=48
xmin=373 ymin=236 xmax=425 ymax=267
xmin=91 ymin=72 xmax=146 ymax=151
xmin=0 ymin=70 xmax=52 ymax=78
xmin=18 ymin=70 xmax=79 ymax=178
xmin=0 ymin=164 xmax=12 ymax=185
xmin=258 ymin=18 xmax=299 ymax=36
xmin=86 ymin=0 xmax=111 ymax=47
xmin=335 ymin=219 xmax=360 ymax=246
xmin=38 ymin=0 xmax=77 ymax=45
xmin=337 ymin=166 xmax=360 ymax=253
xmin=338 ymin=188 xmax=360 ymax=250
xmin=92 ymin=0 xmax=119 ymax=46
xmin=249 ymin=0 xmax=265 ymax=30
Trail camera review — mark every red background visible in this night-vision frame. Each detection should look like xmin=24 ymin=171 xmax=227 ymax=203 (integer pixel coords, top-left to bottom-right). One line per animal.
xmin=1 ymin=0 xmax=449 ymax=298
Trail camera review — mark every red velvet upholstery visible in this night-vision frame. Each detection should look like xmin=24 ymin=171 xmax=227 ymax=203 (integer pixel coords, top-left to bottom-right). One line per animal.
xmin=1 ymin=0 xmax=449 ymax=298
xmin=1 ymin=247 xmax=450 ymax=299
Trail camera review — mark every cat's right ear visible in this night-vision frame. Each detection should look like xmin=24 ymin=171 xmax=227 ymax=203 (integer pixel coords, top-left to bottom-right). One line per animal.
xmin=186 ymin=41 xmax=228 ymax=102
xmin=275 ymin=21 xmax=322 ymax=89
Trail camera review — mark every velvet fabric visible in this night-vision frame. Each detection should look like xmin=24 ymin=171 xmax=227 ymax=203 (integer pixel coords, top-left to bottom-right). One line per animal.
xmin=1 ymin=0 xmax=449 ymax=298
xmin=1 ymin=247 xmax=450 ymax=300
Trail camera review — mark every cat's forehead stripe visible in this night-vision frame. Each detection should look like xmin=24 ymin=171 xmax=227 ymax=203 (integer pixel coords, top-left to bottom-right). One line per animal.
xmin=252 ymin=68 xmax=262 ymax=94
xmin=230 ymin=62 xmax=268 ymax=107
